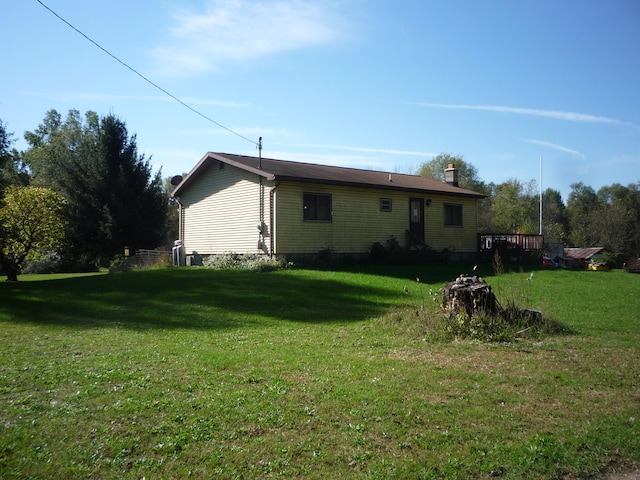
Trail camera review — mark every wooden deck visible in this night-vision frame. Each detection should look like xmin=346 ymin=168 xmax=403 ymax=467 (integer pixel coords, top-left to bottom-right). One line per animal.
xmin=478 ymin=233 xmax=544 ymax=260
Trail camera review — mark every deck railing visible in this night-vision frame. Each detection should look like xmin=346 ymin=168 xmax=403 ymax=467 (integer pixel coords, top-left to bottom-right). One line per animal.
xmin=478 ymin=233 xmax=544 ymax=259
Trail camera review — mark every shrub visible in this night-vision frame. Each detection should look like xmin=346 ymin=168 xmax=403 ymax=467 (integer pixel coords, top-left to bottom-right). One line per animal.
xmin=369 ymin=237 xmax=401 ymax=262
xmin=108 ymin=254 xmax=132 ymax=273
xmin=369 ymin=241 xmax=387 ymax=261
xmin=108 ymin=251 xmax=171 ymax=273
xmin=369 ymin=235 xmax=443 ymax=264
xmin=600 ymin=251 xmax=622 ymax=268
xmin=202 ymin=252 xmax=290 ymax=272
xmin=22 ymin=252 xmax=99 ymax=274
xmin=242 ymin=254 xmax=290 ymax=272
xmin=317 ymin=246 xmax=333 ymax=264
xmin=21 ymin=252 xmax=63 ymax=274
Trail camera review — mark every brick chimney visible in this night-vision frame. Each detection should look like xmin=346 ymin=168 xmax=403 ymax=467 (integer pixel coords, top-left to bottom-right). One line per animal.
xmin=444 ymin=163 xmax=459 ymax=187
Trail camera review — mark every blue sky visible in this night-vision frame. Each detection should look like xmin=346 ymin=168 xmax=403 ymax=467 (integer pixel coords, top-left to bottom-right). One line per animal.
xmin=2 ymin=0 xmax=639 ymax=201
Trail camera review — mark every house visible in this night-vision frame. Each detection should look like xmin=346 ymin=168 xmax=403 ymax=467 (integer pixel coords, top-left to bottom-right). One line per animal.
xmin=170 ymin=152 xmax=486 ymax=263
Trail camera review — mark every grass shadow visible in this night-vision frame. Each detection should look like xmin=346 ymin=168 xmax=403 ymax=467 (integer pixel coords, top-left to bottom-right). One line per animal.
xmin=332 ymin=259 xmax=562 ymax=284
xmin=319 ymin=261 xmax=487 ymax=284
xmin=0 ymin=268 xmax=399 ymax=331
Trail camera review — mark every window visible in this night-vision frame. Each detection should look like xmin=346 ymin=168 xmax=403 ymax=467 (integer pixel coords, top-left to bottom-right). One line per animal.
xmin=303 ymin=193 xmax=332 ymax=221
xmin=380 ymin=198 xmax=392 ymax=212
xmin=444 ymin=203 xmax=463 ymax=226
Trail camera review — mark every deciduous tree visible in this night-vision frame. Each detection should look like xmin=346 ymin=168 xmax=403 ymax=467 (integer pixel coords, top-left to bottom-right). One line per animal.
xmin=567 ymin=182 xmax=600 ymax=247
xmin=417 ymin=153 xmax=492 ymax=230
xmin=489 ymin=179 xmax=539 ymax=234
xmin=0 ymin=186 xmax=66 ymax=281
xmin=595 ymin=183 xmax=639 ymax=257
xmin=417 ymin=153 xmax=487 ymax=193
xmin=624 ymin=182 xmax=640 ymax=258
xmin=541 ymin=188 xmax=568 ymax=244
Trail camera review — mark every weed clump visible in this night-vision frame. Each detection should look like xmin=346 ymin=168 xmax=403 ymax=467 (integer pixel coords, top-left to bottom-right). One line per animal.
xmin=439 ymin=253 xmax=567 ymax=341
xmin=441 ymin=304 xmax=566 ymax=342
xmin=392 ymin=254 xmax=568 ymax=343
xmin=442 ymin=252 xmax=566 ymax=342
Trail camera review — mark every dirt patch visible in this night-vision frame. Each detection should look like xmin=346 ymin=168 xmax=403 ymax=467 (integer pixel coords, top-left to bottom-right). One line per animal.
xmin=606 ymin=468 xmax=640 ymax=479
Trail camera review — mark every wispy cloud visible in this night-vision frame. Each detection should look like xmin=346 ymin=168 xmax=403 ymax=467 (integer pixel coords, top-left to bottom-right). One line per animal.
xmin=177 ymin=127 xmax=292 ymax=137
xmin=23 ymin=91 xmax=250 ymax=108
xmin=414 ymin=103 xmax=637 ymax=128
xmin=521 ymin=138 xmax=586 ymax=159
xmin=152 ymin=0 xmax=343 ymax=76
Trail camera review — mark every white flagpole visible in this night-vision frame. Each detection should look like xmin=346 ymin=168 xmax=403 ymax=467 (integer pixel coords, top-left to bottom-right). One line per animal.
xmin=539 ymin=156 xmax=543 ymax=236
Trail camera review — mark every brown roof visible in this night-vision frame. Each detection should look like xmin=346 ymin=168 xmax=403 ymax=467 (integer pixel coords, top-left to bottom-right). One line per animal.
xmin=563 ymin=247 xmax=607 ymax=260
xmin=172 ymin=152 xmax=486 ymax=198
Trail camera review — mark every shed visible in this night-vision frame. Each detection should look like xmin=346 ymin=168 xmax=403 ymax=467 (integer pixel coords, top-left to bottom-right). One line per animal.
xmin=562 ymin=247 xmax=608 ymax=269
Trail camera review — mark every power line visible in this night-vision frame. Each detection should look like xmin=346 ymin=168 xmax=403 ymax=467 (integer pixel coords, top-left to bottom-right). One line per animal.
xmin=35 ymin=0 xmax=258 ymax=147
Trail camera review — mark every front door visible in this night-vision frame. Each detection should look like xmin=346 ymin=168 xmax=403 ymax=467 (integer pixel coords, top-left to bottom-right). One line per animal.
xmin=409 ymin=198 xmax=425 ymax=245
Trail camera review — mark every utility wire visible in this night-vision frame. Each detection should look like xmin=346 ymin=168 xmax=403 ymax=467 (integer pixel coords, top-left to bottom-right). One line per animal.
xmin=35 ymin=0 xmax=258 ymax=147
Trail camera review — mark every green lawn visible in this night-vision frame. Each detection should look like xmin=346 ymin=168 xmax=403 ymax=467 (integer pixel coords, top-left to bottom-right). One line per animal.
xmin=1 ymin=265 xmax=638 ymax=479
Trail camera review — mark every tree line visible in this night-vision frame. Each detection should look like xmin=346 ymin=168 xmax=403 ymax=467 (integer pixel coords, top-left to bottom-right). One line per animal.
xmin=1 ymin=112 xmax=638 ymax=280
xmin=420 ymin=154 xmax=640 ymax=262
xmin=1 ymin=110 xmax=171 ymax=280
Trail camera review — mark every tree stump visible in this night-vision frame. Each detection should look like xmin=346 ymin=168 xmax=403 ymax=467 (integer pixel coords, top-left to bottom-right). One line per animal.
xmin=442 ymin=275 xmax=500 ymax=317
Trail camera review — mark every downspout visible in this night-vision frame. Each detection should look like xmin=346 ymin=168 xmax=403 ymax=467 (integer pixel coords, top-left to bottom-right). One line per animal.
xmin=174 ymin=197 xmax=184 ymax=244
xmin=257 ymin=137 xmax=265 ymax=253
xmin=269 ymin=182 xmax=279 ymax=258
xmin=258 ymin=176 xmax=265 ymax=252
xmin=171 ymin=196 xmax=185 ymax=266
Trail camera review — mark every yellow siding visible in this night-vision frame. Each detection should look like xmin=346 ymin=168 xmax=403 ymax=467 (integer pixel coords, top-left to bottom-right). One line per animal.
xmin=273 ymin=183 xmax=479 ymax=255
xmin=179 ymin=163 xmax=479 ymax=257
xmin=424 ymin=195 xmax=479 ymax=253
xmin=180 ymin=164 xmax=273 ymax=255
